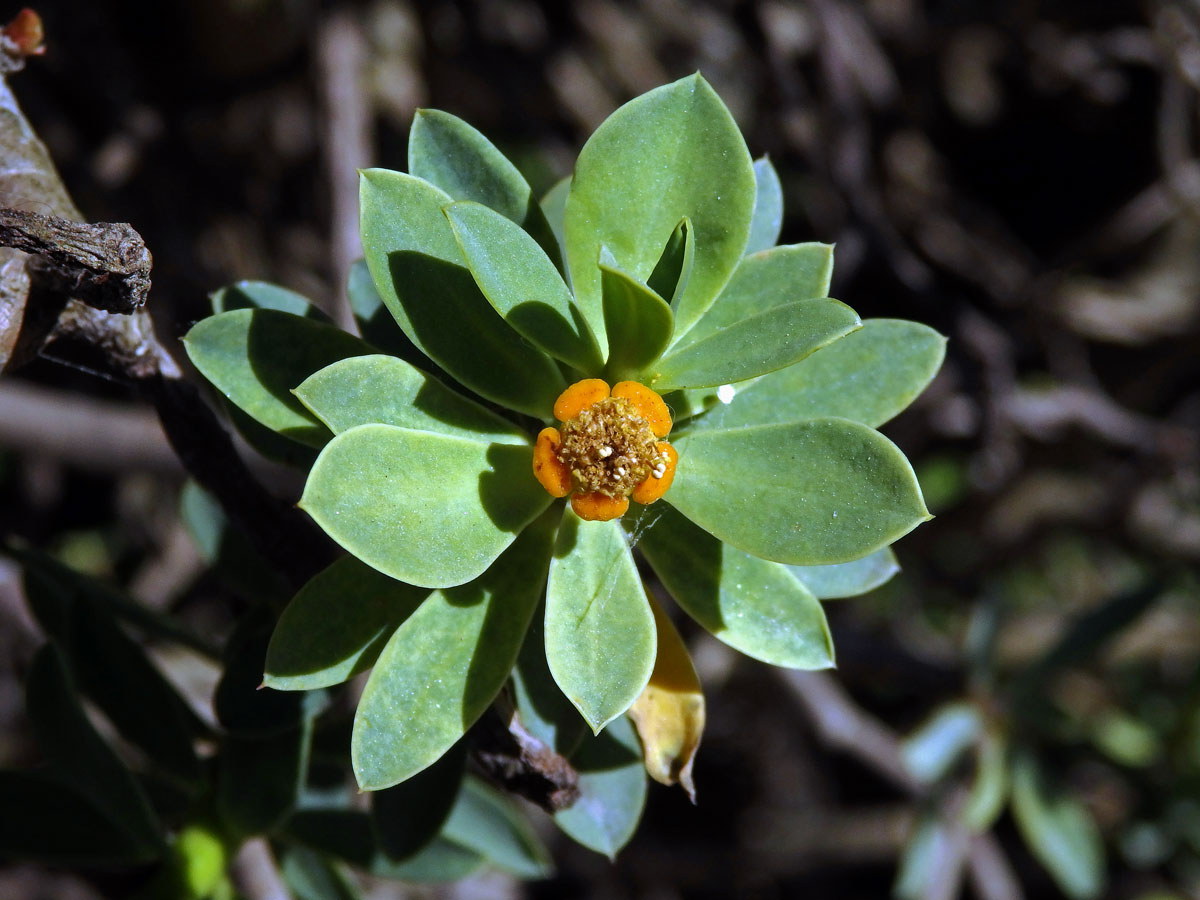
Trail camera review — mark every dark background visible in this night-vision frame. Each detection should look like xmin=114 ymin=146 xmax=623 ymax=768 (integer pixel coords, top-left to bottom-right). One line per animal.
xmin=2 ymin=1 xmax=1199 ymax=898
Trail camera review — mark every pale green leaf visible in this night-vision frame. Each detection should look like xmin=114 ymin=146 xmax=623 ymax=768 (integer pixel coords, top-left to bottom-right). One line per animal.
xmin=713 ymin=318 xmax=947 ymax=429
xmin=902 ymin=703 xmax=982 ymax=784
xmin=359 ymin=169 xmax=565 ymax=417
xmin=650 ymin=299 xmax=860 ymax=392
xmin=351 ymin=513 xmax=554 ymax=790
xmin=300 ymin=424 xmax=550 ymax=589
xmin=564 ymin=74 xmax=756 ymax=355
xmin=442 ymin=777 xmax=553 ymax=879
xmin=264 ymin=556 xmax=429 ymax=691
xmin=545 ymin=510 xmax=656 ymax=732
xmin=788 ymin=547 xmax=900 ymax=599
xmin=183 ymin=309 xmax=374 ymax=446
xmin=210 ymin=280 xmax=327 ymax=320
xmin=634 ymin=504 xmax=834 ymax=668
xmin=745 ymin=156 xmax=783 ymax=254
xmin=408 ymin=109 xmax=562 ymax=269
xmin=1012 ymin=752 xmax=1105 ymax=899
xmin=668 ymin=419 xmax=931 ymax=565
xmin=646 ymin=217 xmax=694 ymax=307
xmin=539 ymin=175 xmax=571 ymax=275
xmin=295 ymin=354 xmax=525 ymax=443
xmin=513 ymin=603 xmax=588 ymax=756
xmin=446 ymin=201 xmax=602 ymax=373
xmin=553 ymin=715 xmax=647 ymax=858
xmin=599 ymin=248 xmax=674 ymax=382
xmin=671 ymin=243 xmax=834 ymax=352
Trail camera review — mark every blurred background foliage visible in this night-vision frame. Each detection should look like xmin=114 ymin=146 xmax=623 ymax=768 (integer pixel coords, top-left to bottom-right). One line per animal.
xmin=1 ymin=0 xmax=1199 ymax=898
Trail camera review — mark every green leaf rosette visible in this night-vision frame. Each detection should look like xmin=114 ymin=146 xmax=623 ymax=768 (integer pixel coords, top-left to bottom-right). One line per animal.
xmin=183 ymin=73 xmax=944 ymax=856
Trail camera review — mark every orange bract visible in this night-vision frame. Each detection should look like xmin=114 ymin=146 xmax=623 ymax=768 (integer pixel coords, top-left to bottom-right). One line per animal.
xmin=532 ymin=427 xmax=571 ymax=498
xmin=571 ymin=492 xmax=630 ymax=522
xmin=631 ymin=443 xmax=678 ymax=505
xmin=553 ymin=378 xmax=610 ymax=422
xmin=612 ymin=381 xmax=672 ymax=437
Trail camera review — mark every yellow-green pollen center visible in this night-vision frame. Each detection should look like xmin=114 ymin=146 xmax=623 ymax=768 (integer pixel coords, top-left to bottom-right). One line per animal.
xmin=557 ymin=397 xmax=661 ymax=498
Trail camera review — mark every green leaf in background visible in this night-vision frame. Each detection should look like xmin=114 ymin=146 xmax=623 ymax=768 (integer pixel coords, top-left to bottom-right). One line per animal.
xmin=359 ymin=169 xmax=565 ymax=417
xmin=1012 ymin=751 xmax=1105 ymax=900
xmin=210 ymin=280 xmax=330 ymax=321
xmin=281 ymin=847 xmax=362 ymax=900
xmin=183 ymin=308 xmax=374 ymax=446
xmin=513 ymin=602 xmax=589 ymax=756
xmin=902 ymin=703 xmax=982 ymax=785
xmin=351 ymin=512 xmax=554 ymax=790
xmin=446 ymin=200 xmax=602 ymax=372
xmin=372 ymin=741 xmax=467 ymax=861
xmin=964 ymin=731 xmax=1009 ymax=832
xmin=283 ymin=810 xmax=484 ymax=883
xmin=564 ymin=74 xmax=756 ymax=354
xmin=646 ymin=216 xmax=694 ymax=307
xmin=347 ymin=258 xmax=423 ymax=361
xmin=671 ymin=243 xmax=834 ymax=352
xmin=599 ymin=248 xmax=675 ymax=382
xmin=650 ymin=298 xmax=860 ymax=391
xmin=0 ymin=771 xmax=163 ymax=864
xmin=218 ymin=720 xmax=313 ymax=838
xmin=296 ymin=354 xmax=526 ymax=443
xmin=24 ymin=644 xmax=164 ymax=857
xmin=669 ymin=418 xmax=931 ymax=565
xmin=745 ymin=156 xmax=784 ymax=254
xmin=215 ymin=612 xmax=323 ymax=737
xmin=539 ymin=175 xmax=571 ymax=271
xmin=441 ymin=777 xmax=553 ymax=879
xmin=635 ymin=504 xmax=834 ymax=668
xmin=22 ymin=563 xmax=204 ymax=782
xmin=300 ymin=424 xmax=548 ymax=589
xmin=788 ymin=547 xmax=900 ymax=599
xmin=711 ymin=318 xmax=947 ymax=430
xmin=545 ymin=510 xmax=656 ymax=732
xmin=893 ymin=813 xmax=959 ymax=900
xmin=265 ymin=556 xmax=430 ymax=691
xmin=553 ymin=715 xmax=647 ymax=859
xmin=408 ymin=108 xmax=563 ymax=271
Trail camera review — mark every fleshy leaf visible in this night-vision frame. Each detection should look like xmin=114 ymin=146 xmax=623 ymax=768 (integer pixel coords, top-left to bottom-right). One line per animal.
xmin=359 ymin=168 xmax=565 ymax=417
xmin=626 ymin=593 xmax=705 ymax=800
xmin=671 ymin=243 xmax=834 ymax=352
xmin=513 ymin=602 xmax=589 ymax=756
xmin=564 ymin=74 xmax=756 ymax=355
xmin=446 ymin=201 xmax=602 ymax=373
xmin=408 ymin=108 xmax=562 ymax=270
xmin=300 ymin=423 xmax=549 ymax=589
xmin=788 ymin=547 xmax=900 ymax=600
xmin=1012 ymin=752 xmax=1105 ymax=900
xmin=646 ymin=217 xmax=694 ymax=307
xmin=264 ymin=556 xmax=430 ymax=691
xmin=713 ymin=318 xmax=947 ymax=429
xmin=441 ymin=777 xmax=553 ymax=879
xmin=25 ymin=644 xmax=164 ymax=857
xmin=347 ymin=258 xmax=420 ymax=359
xmin=745 ymin=156 xmax=784 ymax=254
xmin=553 ymin=715 xmax=647 ymax=859
xmin=218 ymin=722 xmax=312 ymax=838
xmin=283 ymin=809 xmax=484 ymax=882
xmin=635 ymin=504 xmax=835 ymax=668
xmin=210 ymin=280 xmax=329 ymax=320
xmin=668 ymin=418 xmax=931 ymax=565
xmin=545 ymin=510 xmax=657 ymax=733
xmin=183 ymin=308 xmax=374 ymax=446
xmin=650 ymin=299 xmax=861 ymax=392
xmin=539 ymin=175 xmax=571 ymax=272
xmin=295 ymin=354 xmax=525 ymax=443
xmin=372 ymin=741 xmax=466 ymax=861
xmin=281 ymin=847 xmax=361 ymax=900
xmin=599 ymin=248 xmax=675 ymax=382
xmin=351 ymin=513 xmax=554 ymax=790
